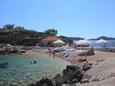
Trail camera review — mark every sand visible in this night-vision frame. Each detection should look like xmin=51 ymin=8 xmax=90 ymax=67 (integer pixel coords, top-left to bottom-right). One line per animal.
xmin=78 ymin=51 xmax=115 ymax=86
xmin=26 ymin=49 xmax=115 ymax=86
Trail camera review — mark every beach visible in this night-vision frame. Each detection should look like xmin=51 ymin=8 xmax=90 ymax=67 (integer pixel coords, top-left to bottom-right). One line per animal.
xmin=0 ymin=52 xmax=70 ymax=86
xmin=0 ymin=48 xmax=115 ymax=86
xmin=25 ymin=48 xmax=115 ymax=86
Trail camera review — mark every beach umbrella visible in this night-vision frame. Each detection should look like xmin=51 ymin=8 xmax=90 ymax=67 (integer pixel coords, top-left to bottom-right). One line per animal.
xmin=6 ymin=44 xmax=15 ymax=48
xmin=96 ymin=39 xmax=108 ymax=43
xmin=75 ymin=39 xmax=90 ymax=45
xmin=96 ymin=39 xmax=108 ymax=47
xmin=53 ymin=39 xmax=65 ymax=44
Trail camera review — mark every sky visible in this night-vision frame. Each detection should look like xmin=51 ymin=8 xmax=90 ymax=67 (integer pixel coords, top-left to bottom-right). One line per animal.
xmin=0 ymin=0 xmax=115 ymax=38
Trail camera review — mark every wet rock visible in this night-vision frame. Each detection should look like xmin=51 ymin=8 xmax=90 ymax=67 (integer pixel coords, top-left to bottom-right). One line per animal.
xmin=27 ymin=65 xmax=91 ymax=86
xmin=55 ymin=80 xmax=62 ymax=86
xmin=10 ymin=82 xmax=18 ymax=86
xmin=63 ymin=65 xmax=83 ymax=82
xmin=53 ymin=73 xmax=62 ymax=81
xmin=0 ymin=81 xmax=4 ymax=86
xmin=27 ymin=82 xmax=36 ymax=86
xmin=36 ymin=77 xmax=54 ymax=86
xmin=53 ymin=74 xmax=63 ymax=86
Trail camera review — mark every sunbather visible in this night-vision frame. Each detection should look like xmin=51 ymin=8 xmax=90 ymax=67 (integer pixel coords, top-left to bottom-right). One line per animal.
xmin=78 ymin=47 xmax=95 ymax=56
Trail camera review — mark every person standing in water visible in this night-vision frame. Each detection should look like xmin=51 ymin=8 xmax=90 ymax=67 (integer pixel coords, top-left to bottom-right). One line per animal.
xmin=52 ymin=50 xmax=56 ymax=58
xmin=48 ymin=47 xmax=52 ymax=55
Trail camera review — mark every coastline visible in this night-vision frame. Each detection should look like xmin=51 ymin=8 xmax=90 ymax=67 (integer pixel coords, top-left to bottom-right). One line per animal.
xmin=25 ymin=48 xmax=115 ymax=86
xmin=25 ymin=49 xmax=72 ymax=65
xmin=1 ymin=48 xmax=115 ymax=86
xmin=25 ymin=48 xmax=115 ymax=65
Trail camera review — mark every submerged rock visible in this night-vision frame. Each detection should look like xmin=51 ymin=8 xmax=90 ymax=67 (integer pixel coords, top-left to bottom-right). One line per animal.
xmin=28 ymin=77 xmax=54 ymax=86
xmin=10 ymin=82 xmax=18 ymax=86
xmin=27 ymin=64 xmax=92 ymax=86
xmin=36 ymin=77 xmax=54 ymax=86
xmin=27 ymin=82 xmax=36 ymax=86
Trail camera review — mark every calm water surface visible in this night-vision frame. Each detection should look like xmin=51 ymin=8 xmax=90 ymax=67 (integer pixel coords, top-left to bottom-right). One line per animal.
xmin=0 ymin=54 xmax=69 ymax=86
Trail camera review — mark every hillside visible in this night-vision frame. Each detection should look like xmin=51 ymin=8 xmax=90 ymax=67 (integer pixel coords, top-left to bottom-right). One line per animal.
xmin=90 ymin=36 xmax=115 ymax=40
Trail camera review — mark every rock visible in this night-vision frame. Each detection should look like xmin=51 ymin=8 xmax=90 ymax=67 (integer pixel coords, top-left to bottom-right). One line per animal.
xmin=27 ymin=64 xmax=91 ymax=86
xmin=111 ymin=72 xmax=115 ymax=77
xmin=55 ymin=80 xmax=62 ymax=86
xmin=27 ymin=82 xmax=36 ymax=86
xmin=96 ymin=59 xmax=104 ymax=63
xmin=82 ymin=62 xmax=92 ymax=71
xmin=81 ymin=78 xmax=89 ymax=83
xmin=53 ymin=73 xmax=62 ymax=81
xmin=62 ymin=84 xmax=70 ymax=86
xmin=0 ymin=81 xmax=4 ymax=86
xmin=63 ymin=68 xmax=75 ymax=80
xmin=66 ymin=65 xmax=81 ymax=71
xmin=63 ymin=80 xmax=71 ymax=84
xmin=36 ymin=77 xmax=54 ymax=86
xmin=71 ymin=79 xmax=78 ymax=83
xmin=10 ymin=82 xmax=18 ymax=86
xmin=63 ymin=65 xmax=84 ymax=83
xmin=27 ymin=77 xmax=54 ymax=86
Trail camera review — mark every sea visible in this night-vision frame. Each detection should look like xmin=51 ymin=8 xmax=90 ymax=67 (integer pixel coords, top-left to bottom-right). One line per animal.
xmin=89 ymin=40 xmax=115 ymax=48
xmin=0 ymin=54 xmax=70 ymax=86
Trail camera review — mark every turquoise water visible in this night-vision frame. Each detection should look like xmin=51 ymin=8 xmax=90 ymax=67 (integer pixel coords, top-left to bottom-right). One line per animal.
xmin=0 ymin=54 xmax=69 ymax=86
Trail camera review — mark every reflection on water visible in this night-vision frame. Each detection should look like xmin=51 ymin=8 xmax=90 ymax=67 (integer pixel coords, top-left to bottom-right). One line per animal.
xmin=0 ymin=54 xmax=69 ymax=86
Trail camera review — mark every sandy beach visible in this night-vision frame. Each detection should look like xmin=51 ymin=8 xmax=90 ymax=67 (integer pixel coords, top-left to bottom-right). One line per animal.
xmin=25 ymin=49 xmax=115 ymax=86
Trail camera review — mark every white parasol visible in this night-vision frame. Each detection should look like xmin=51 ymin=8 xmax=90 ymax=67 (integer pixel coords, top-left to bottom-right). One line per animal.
xmin=96 ymin=39 xmax=108 ymax=47
xmin=53 ymin=39 xmax=65 ymax=44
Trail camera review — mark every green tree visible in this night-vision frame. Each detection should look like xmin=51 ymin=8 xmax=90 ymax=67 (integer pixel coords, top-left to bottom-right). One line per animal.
xmin=59 ymin=36 xmax=73 ymax=44
xmin=14 ymin=26 xmax=24 ymax=30
xmin=45 ymin=28 xmax=57 ymax=36
xmin=3 ymin=24 xmax=15 ymax=30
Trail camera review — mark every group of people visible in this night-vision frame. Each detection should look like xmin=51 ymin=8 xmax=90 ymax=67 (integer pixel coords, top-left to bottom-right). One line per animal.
xmin=47 ymin=47 xmax=95 ymax=62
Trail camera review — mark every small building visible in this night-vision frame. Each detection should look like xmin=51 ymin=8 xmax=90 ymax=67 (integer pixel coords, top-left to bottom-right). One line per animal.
xmin=42 ymin=36 xmax=60 ymax=47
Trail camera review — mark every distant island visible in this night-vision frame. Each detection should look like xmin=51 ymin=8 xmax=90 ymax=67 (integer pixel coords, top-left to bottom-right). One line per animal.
xmin=90 ymin=36 xmax=115 ymax=40
xmin=68 ymin=37 xmax=84 ymax=41
xmin=0 ymin=24 xmax=115 ymax=46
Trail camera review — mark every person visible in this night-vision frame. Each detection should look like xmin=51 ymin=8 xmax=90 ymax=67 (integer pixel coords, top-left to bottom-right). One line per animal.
xmin=52 ymin=50 xmax=56 ymax=58
xmin=30 ymin=60 xmax=37 ymax=64
xmin=90 ymin=47 xmax=95 ymax=55
xmin=78 ymin=54 xmax=88 ymax=62
xmin=48 ymin=47 xmax=52 ymax=55
xmin=86 ymin=47 xmax=95 ymax=56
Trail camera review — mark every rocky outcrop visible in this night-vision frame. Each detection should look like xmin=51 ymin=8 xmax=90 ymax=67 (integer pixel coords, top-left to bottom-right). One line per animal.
xmin=62 ymin=65 xmax=84 ymax=83
xmin=82 ymin=62 xmax=92 ymax=71
xmin=28 ymin=63 xmax=92 ymax=86
xmin=28 ymin=77 xmax=54 ymax=86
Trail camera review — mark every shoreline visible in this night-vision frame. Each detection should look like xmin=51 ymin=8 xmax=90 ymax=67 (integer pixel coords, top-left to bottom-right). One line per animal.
xmin=1 ymin=49 xmax=115 ymax=86
xmin=26 ymin=49 xmax=115 ymax=86
xmin=25 ymin=48 xmax=115 ymax=65
xmin=25 ymin=49 xmax=72 ymax=65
